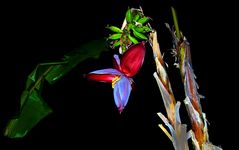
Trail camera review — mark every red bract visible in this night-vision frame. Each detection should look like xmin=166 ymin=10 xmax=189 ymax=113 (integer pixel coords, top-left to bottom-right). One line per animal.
xmin=120 ymin=42 xmax=146 ymax=77
xmin=86 ymin=42 xmax=146 ymax=113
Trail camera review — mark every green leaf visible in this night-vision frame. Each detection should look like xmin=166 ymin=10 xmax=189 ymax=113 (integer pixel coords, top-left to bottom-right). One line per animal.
xmin=138 ymin=17 xmax=150 ymax=25
xmin=108 ymin=34 xmax=122 ymax=40
xmin=132 ymin=29 xmax=148 ymax=40
xmin=26 ymin=64 xmax=58 ymax=89
xmin=128 ymin=34 xmax=139 ymax=44
xmin=4 ymin=64 xmax=54 ymax=138
xmin=126 ymin=8 xmax=133 ymax=23
xmin=106 ymin=25 xmax=123 ymax=33
xmin=45 ymin=39 xmax=108 ymax=84
xmin=4 ymin=90 xmax=52 ymax=138
xmin=4 ymin=38 xmax=109 ymax=138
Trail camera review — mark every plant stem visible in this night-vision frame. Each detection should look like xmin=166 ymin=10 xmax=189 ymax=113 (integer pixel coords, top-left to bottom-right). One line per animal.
xmin=29 ymin=66 xmax=54 ymax=94
xmin=171 ymin=7 xmax=181 ymax=39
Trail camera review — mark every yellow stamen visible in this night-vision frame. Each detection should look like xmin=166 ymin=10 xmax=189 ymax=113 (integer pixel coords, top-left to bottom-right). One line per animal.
xmin=112 ymin=75 xmax=121 ymax=88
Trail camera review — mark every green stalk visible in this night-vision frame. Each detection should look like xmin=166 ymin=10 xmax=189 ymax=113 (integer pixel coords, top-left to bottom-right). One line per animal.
xmin=171 ymin=7 xmax=181 ymax=39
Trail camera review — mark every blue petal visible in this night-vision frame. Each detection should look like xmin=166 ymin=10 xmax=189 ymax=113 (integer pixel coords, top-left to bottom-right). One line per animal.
xmin=90 ymin=68 xmax=122 ymax=75
xmin=113 ymin=55 xmax=121 ymax=67
xmin=113 ymin=76 xmax=132 ymax=112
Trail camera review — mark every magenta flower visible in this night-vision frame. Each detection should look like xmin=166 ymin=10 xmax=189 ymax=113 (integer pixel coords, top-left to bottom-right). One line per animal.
xmin=86 ymin=42 xmax=146 ymax=113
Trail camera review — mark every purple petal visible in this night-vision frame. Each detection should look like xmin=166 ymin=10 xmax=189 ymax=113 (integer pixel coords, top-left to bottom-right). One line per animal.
xmin=113 ymin=55 xmax=121 ymax=71
xmin=89 ymin=68 xmax=122 ymax=75
xmin=113 ymin=76 xmax=132 ymax=113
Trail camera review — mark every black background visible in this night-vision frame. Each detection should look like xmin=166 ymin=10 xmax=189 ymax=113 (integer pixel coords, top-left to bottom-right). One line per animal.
xmin=1 ymin=0 xmax=235 ymax=149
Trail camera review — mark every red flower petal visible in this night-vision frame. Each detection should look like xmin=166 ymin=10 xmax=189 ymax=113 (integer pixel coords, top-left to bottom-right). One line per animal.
xmin=85 ymin=74 xmax=116 ymax=83
xmin=120 ymin=42 xmax=146 ymax=77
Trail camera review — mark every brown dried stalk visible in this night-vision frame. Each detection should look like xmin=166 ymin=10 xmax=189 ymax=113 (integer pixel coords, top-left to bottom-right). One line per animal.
xmin=167 ymin=20 xmax=222 ymax=149
xmin=150 ymin=31 xmax=191 ymax=150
